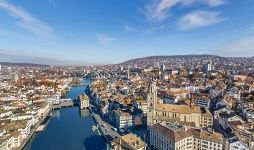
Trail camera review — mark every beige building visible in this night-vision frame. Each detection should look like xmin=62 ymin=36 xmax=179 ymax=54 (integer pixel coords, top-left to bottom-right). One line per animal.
xmin=107 ymin=133 xmax=146 ymax=150
xmin=79 ymin=94 xmax=89 ymax=109
xmin=150 ymin=122 xmax=223 ymax=150
xmin=147 ymin=81 xmax=213 ymax=128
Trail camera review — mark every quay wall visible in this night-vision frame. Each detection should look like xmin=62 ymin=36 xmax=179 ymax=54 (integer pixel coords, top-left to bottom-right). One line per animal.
xmin=18 ymin=102 xmax=74 ymax=150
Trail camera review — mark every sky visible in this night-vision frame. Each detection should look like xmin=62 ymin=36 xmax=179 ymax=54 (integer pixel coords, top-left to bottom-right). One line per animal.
xmin=0 ymin=0 xmax=254 ymax=65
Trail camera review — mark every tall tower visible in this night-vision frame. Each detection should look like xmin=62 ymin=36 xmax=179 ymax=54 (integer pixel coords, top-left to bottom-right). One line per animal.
xmin=147 ymin=79 xmax=157 ymax=126
xmin=206 ymin=61 xmax=212 ymax=72
xmin=7 ymin=67 xmax=12 ymax=73
xmin=0 ymin=64 xmax=1 ymax=72
xmin=127 ymin=65 xmax=130 ymax=79
xmin=160 ymin=63 xmax=165 ymax=79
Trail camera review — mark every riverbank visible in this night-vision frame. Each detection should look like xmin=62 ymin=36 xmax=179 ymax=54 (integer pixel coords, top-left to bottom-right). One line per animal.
xmin=88 ymin=103 xmax=120 ymax=143
xmin=23 ymin=107 xmax=105 ymax=150
xmin=19 ymin=100 xmax=74 ymax=150
xmin=17 ymin=109 xmax=51 ymax=150
xmin=88 ymin=106 xmax=108 ymax=142
xmin=23 ymin=79 xmax=106 ymax=150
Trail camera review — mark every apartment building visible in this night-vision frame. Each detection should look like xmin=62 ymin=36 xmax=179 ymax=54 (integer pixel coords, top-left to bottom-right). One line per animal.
xmin=150 ymin=122 xmax=223 ymax=150
xmin=79 ymin=94 xmax=89 ymax=109
xmin=115 ymin=110 xmax=133 ymax=128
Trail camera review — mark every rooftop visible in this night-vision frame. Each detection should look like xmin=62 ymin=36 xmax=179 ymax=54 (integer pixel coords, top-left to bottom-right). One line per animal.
xmin=151 ymin=122 xmax=223 ymax=143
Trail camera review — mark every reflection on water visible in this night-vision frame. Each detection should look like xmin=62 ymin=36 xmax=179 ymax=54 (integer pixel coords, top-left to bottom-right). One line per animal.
xmin=23 ymin=80 xmax=106 ymax=150
xmin=80 ymin=109 xmax=90 ymax=118
xmin=50 ymin=110 xmax=61 ymax=118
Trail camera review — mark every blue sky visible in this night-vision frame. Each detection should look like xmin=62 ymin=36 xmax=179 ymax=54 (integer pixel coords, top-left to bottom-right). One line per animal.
xmin=0 ymin=0 xmax=254 ymax=65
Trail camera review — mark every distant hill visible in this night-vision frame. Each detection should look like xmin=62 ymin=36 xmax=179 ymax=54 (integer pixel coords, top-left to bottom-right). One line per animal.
xmin=122 ymin=54 xmax=221 ymax=64
xmin=0 ymin=62 xmax=50 ymax=67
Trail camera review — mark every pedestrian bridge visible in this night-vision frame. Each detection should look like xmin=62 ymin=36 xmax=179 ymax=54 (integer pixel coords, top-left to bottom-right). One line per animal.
xmin=52 ymin=100 xmax=74 ymax=109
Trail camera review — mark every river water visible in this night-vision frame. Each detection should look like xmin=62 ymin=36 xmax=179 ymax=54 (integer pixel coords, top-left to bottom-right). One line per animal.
xmin=23 ymin=79 xmax=106 ymax=150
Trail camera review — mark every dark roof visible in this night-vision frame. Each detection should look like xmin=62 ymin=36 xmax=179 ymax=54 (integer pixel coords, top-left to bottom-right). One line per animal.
xmin=224 ymin=127 xmax=236 ymax=138
xmin=219 ymin=112 xmax=236 ymax=119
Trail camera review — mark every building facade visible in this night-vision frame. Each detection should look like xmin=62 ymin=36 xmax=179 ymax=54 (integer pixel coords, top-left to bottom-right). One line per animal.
xmin=150 ymin=122 xmax=223 ymax=150
xmin=107 ymin=133 xmax=146 ymax=150
xmin=147 ymin=81 xmax=213 ymax=128
xmin=79 ymin=94 xmax=89 ymax=109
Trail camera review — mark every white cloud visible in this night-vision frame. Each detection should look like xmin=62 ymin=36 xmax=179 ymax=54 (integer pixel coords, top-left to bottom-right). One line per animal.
xmin=96 ymin=34 xmax=115 ymax=45
xmin=178 ymin=11 xmax=225 ymax=30
xmin=215 ymin=36 xmax=254 ymax=57
xmin=207 ymin=0 xmax=226 ymax=7
xmin=144 ymin=25 xmax=166 ymax=34
xmin=0 ymin=1 xmax=54 ymax=37
xmin=142 ymin=0 xmax=178 ymax=22
xmin=142 ymin=0 xmax=227 ymax=22
xmin=124 ymin=25 xmax=136 ymax=33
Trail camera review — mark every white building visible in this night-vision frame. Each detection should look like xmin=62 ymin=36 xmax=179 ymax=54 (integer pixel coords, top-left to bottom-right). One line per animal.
xmin=37 ymin=102 xmax=50 ymax=117
xmin=7 ymin=67 xmax=12 ymax=73
xmin=115 ymin=110 xmax=133 ymax=129
xmin=224 ymin=137 xmax=249 ymax=150
xmin=79 ymin=94 xmax=89 ymax=109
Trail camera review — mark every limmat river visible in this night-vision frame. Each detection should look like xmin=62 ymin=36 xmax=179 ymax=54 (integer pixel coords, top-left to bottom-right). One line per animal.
xmin=23 ymin=79 xmax=106 ymax=150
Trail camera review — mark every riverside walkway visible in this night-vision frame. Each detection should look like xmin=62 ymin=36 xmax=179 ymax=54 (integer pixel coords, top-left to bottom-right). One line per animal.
xmin=17 ymin=100 xmax=74 ymax=150
xmin=89 ymin=105 xmax=120 ymax=142
xmin=16 ymin=109 xmax=50 ymax=150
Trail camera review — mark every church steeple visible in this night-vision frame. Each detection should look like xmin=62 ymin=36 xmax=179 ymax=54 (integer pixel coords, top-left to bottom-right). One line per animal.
xmin=190 ymin=92 xmax=194 ymax=107
xmin=147 ymin=79 xmax=157 ymax=126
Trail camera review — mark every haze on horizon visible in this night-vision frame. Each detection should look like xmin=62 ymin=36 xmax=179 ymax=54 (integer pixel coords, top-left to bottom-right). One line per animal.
xmin=0 ymin=0 xmax=254 ymax=65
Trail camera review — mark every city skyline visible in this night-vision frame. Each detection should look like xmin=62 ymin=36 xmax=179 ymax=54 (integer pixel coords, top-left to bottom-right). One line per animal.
xmin=0 ymin=0 xmax=254 ymax=65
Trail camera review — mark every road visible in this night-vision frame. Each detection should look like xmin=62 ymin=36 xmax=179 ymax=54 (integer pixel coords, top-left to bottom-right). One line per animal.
xmin=90 ymin=106 xmax=120 ymax=142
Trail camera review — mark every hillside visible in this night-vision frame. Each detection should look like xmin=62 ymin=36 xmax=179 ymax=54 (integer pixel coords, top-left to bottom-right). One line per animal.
xmin=122 ymin=54 xmax=221 ymax=64
xmin=0 ymin=62 xmax=50 ymax=67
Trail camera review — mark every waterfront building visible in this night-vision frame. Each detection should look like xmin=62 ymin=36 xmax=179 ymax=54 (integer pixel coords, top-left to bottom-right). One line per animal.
xmin=79 ymin=94 xmax=89 ymax=109
xmin=150 ymin=122 xmax=223 ymax=150
xmin=37 ymin=102 xmax=50 ymax=117
xmin=147 ymin=80 xmax=213 ymax=128
xmin=107 ymin=133 xmax=146 ymax=150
